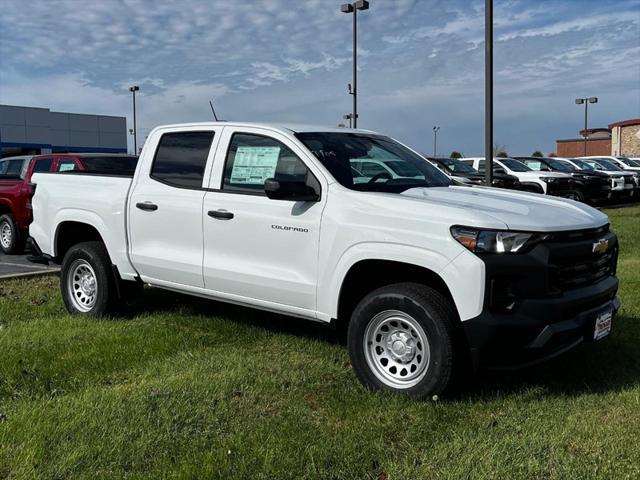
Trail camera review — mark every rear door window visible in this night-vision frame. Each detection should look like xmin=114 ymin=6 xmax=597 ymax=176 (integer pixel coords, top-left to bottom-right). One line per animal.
xmin=32 ymin=157 xmax=53 ymax=173
xmin=151 ymin=132 xmax=215 ymax=188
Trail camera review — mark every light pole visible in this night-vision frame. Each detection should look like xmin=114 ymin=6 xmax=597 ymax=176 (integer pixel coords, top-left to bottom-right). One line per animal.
xmin=575 ymin=97 xmax=598 ymax=156
xmin=433 ymin=126 xmax=440 ymax=157
xmin=485 ymin=0 xmax=493 ymax=186
xmin=129 ymin=85 xmax=140 ymax=154
xmin=343 ymin=113 xmax=354 ymax=128
xmin=341 ymin=0 xmax=369 ymax=129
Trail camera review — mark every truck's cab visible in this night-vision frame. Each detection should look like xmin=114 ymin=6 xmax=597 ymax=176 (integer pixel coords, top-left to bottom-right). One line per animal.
xmin=28 ymin=123 xmax=621 ymax=399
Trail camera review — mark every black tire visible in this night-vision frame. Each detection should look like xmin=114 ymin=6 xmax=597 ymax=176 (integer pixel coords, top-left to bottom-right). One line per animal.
xmin=571 ymin=189 xmax=586 ymax=203
xmin=60 ymin=241 xmax=118 ymax=317
xmin=0 ymin=213 xmax=25 ymax=254
xmin=347 ymin=283 xmax=458 ymax=400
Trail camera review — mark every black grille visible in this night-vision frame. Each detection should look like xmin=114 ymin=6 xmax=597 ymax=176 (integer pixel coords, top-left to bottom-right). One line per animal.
xmin=624 ymin=176 xmax=635 ymax=185
xmin=551 ymin=248 xmax=616 ymax=291
xmin=547 ymin=225 xmax=617 ymax=291
xmin=548 ymin=224 xmax=609 ymax=242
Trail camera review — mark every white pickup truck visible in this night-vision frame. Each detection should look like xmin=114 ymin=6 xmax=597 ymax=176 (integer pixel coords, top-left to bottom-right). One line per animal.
xmin=29 ymin=122 xmax=621 ymax=399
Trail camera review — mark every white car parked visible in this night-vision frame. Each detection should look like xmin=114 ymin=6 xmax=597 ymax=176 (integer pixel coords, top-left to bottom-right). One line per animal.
xmin=28 ymin=123 xmax=621 ymax=399
xmin=577 ymin=156 xmax=640 ymax=173
xmin=461 ymin=157 xmax=577 ymax=197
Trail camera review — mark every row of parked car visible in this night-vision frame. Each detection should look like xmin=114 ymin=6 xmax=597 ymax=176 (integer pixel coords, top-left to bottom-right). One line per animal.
xmin=0 ymin=153 xmax=138 ymax=254
xmin=424 ymin=155 xmax=640 ymax=205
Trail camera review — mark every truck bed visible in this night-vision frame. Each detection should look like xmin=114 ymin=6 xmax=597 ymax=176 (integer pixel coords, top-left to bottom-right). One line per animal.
xmin=29 ymin=172 xmax=138 ymax=280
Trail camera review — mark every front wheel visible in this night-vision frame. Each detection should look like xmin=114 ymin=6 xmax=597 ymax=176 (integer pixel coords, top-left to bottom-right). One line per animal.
xmin=348 ymin=283 xmax=459 ymax=399
xmin=61 ymin=241 xmax=118 ymax=317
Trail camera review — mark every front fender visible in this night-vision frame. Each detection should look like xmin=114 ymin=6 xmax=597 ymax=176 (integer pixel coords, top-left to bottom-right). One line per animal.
xmin=317 ymin=242 xmax=459 ymax=322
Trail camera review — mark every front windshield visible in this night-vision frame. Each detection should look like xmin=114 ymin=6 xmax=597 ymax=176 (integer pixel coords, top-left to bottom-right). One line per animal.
xmin=546 ymin=158 xmax=575 ymax=172
xmin=439 ymin=158 xmax=478 ymax=174
xmin=499 ymin=158 xmax=531 ymax=172
xmin=295 ymin=132 xmax=451 ymax=193
xmin=572 ymin=159 xmax=595 ymax=170
xmin=617 ymin=157 xmax=640 ymax=167
xmin=592 ymin=158 xmax=622 ymax=171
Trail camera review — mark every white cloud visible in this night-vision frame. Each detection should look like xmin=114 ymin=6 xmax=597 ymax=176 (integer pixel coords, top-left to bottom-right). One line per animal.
xmin=1 ymin=0 xmax=639 ymax=156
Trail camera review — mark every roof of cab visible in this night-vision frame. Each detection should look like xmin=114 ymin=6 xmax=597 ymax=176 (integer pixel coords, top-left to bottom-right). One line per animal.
xmin=151 ymin=122 xmax=378 ymax=135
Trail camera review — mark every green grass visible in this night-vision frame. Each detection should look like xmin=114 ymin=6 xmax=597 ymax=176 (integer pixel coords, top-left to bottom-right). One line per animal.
xmin=1 ymin=206 xmax=639 ymax=479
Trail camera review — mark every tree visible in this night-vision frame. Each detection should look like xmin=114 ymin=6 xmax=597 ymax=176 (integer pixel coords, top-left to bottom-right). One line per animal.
xmin=493 ymin=144 xmax=508 ymax=157
xmin=450 ymin=151 xmax=463 ymax=159
xmin=531 ymin=150 xmax=544 ymax=157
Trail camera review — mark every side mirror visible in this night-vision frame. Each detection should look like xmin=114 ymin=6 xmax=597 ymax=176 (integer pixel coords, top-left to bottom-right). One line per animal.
xmin=264 ymin=178 xmax=320 ymax=202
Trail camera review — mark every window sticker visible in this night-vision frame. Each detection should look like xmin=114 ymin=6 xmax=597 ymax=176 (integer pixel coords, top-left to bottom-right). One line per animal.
xmin=230 ymin=146 xmax=280 ymax=185
xmin=58 ymin=163 xmax=76 ymax=172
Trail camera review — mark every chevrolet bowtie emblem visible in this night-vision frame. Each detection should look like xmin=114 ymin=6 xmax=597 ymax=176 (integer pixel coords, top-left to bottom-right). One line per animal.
xmin=592 ymin=238 xmax=609 ymax=254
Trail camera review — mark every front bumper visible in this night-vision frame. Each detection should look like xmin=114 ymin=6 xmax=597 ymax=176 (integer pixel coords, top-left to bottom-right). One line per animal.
xmin=461 ymin=226 xmax=620 ymax=370
xmin=463 ymin=277 xmax=620 ymax=370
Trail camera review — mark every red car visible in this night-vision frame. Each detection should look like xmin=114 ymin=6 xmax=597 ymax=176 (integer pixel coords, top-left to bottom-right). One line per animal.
xmin=0 ymin=153 xmax=138 ymax=254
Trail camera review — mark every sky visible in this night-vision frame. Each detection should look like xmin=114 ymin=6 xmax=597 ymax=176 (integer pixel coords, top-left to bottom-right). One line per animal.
xmin=1 ymin=0 xmax=639 ymax=156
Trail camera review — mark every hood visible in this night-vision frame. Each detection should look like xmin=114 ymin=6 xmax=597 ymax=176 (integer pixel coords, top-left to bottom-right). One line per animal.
xmin=400 ymin=186 xmax=608 ymax=232
xmin=509 ymin=171 xmax=569 ymax=181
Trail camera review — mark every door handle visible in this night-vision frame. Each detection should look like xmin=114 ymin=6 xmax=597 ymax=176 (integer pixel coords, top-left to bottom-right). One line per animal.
xmin=136 ymin=202 xmax=158 ymax=211
xmin=208 ymin=209 xmax=234 ymax=220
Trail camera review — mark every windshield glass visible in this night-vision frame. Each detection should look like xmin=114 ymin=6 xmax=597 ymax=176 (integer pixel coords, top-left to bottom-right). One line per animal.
xmin=295 ymin=132 xmax=451 ymax=192
xmin=546 ymin=158 xmax=575 ymax=172
xmin=438 ymin=158 xmax=478 ymax=174
xmin=0 ymin=158 xmax=26 ymax=178
xmin=592 ymin=158 xmax=622 ymax=171
xmin=499 ymin=159 xmax=531 ymax=172
xmin=617 ymin=157 xmax=640 ymax=167
xmin=572 ymin=159 xmax=594 ymax=170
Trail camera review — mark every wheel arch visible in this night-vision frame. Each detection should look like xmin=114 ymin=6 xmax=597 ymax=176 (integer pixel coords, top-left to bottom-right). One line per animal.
xmin=54 ymin=220 xmax=106 ymax=261
xmin=335 ymin=259 xmax=460 ymax=327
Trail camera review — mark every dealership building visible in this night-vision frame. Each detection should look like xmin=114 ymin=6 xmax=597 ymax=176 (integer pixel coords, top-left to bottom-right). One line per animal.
xmin=555 ymin=118 xmax=640 ymax=157
xmin=0 ymin=104 xmax=128 ymax=158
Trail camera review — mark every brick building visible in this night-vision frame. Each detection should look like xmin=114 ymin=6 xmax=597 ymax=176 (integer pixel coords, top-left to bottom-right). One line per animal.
xmin=610 ymin=119 xmax=640 ymax=157
xmin=556 ymin=128 xmax=611 ymax=157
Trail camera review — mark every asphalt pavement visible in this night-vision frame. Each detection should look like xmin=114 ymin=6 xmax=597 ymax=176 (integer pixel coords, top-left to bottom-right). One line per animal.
xmin=0 ymin=250 xmax=59 ymax=280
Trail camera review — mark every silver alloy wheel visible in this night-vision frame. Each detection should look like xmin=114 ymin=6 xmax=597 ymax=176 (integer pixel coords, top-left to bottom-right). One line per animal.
xmin=0 ymin=220 xmax=12 ymax=249
xmin=67 ymin=259 xmax=98 ymax=312
xmin=363 ymin=310 xmax=431 ymax=389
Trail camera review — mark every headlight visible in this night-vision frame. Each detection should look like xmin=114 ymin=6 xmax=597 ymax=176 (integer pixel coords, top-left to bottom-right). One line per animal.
xmin=541 ymin=177 xmax=556 ymax=183
xmin=450 ymin=226 xmax=549 ymax=254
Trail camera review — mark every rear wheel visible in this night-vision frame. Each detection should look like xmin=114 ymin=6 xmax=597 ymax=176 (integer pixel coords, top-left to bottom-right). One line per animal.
xmin=61 ymin=241 xmax=118 ymax=317
xmin=347 ymin=283 xmax=459 ymax=399
xmin=0 ymin=214 xmax=24 ymax=254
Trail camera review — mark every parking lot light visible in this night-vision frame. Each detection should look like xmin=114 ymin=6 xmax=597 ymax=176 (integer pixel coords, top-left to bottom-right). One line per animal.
xmin=575 ymin=96 xmax=598 ymax=156
xmin=341 ymin=1 xmax=370 ymax=129
xmin=433 ymin=126 xmax=440 ymax=157
xmin=129 ymin=85 xmax=140 ymax=154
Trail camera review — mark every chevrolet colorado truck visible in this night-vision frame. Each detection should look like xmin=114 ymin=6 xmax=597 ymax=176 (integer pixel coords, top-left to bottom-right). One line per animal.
xmin=28 ymin=123 xmax=621 ymax=398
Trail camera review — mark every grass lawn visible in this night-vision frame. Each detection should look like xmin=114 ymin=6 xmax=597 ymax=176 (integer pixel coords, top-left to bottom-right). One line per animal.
xmin=1 ymin=206 xmax=639 ymax=479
